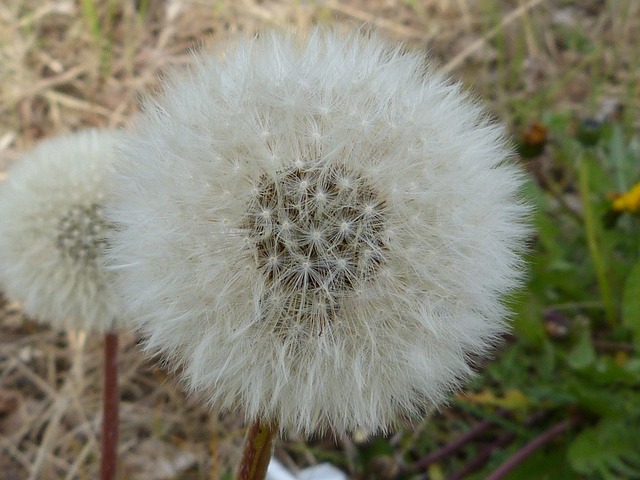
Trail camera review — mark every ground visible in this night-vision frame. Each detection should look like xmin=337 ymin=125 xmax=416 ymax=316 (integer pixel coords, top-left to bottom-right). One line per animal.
xmin=0 ymin=1 xmax=639 ymax=479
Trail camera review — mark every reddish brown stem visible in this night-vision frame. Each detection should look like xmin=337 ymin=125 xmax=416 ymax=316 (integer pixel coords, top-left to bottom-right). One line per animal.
xmin=413 ymin=419 xmax=494 ymax=471
xmin=485 ymin=419 xmax=573 ymax=480
xmin=447 ymin=411 xmax=551 ymax=480
xmin=448 ymin=430 xmax=517 ymax=480
xmin=235 ymin=419 xmax=278 ymax=480
xmin=101 ymin=332 xmax=119 ymax=480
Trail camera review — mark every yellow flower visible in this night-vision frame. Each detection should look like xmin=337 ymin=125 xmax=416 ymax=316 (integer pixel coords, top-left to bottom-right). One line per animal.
xmin=612 ymin=182 xmax=640 ymax=214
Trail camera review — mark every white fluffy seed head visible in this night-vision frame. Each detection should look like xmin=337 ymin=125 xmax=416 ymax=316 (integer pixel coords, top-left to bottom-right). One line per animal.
xmin=107 ymin=29 xmax=531 ymax=437
xmin=0 ymin=129 xmax=123 ymax=333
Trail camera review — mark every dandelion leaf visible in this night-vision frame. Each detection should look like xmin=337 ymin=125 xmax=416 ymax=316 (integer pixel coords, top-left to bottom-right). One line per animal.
xmin=568 ymin=419 xmax=640 ymax=480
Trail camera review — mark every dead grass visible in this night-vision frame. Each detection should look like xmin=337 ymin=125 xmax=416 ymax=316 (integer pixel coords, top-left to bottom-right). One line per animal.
xmin=0 ymin=1 xmax=638 ymax=479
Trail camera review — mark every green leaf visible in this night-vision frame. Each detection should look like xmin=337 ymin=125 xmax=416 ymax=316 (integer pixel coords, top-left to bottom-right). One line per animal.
xmin=583 ymin=356 xmax=640 ymax=385
xmin=566 ymin=327 xmax=596 ymax=370
xmin=568 ymin=419 xmax=640 ymax=479
xmin=605 ymin=123 xmax=638 ymax=192
xmin=566 ymin=382 xmax=625 ymax=417
xmin=622 ymin=261 xmax=640 ymax=350
xmin=538 ymin=340 xmax=558 ymax=381
xmin=512 ymin=295 xmax=546 ymax=346
xmin=359 ymin=436 xmax=394 ymax=475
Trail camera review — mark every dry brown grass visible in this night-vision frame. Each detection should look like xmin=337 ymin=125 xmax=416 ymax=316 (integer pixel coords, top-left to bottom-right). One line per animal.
xmin=1 ymin=1 xmax=639 ymax=479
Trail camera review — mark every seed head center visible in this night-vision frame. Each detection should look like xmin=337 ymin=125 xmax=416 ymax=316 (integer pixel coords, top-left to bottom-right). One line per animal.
xmin=56 ymin=203 xmax=110 ymax=263
xmin=245 ymin=163 xmax=387 ymax=329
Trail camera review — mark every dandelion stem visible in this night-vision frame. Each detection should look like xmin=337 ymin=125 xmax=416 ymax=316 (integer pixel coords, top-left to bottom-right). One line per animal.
xmin=447 ymin=411 xmax=549 ymax=480
xmin=412 ymin=419 xmax=494 ymax=470
xmin=236 ymin=419 xmax=278 ymax=480
xmin=447 ymin=430 xmax=517 ymax=480
xmin=101 ymin=332 xmax=119 ymax=480
xmin=485 ymin=419 xmax=573 ymax=480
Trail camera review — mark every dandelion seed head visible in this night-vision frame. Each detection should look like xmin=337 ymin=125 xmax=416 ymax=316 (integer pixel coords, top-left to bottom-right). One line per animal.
xmin=0 ymin=129 xmax=123 ymax=332
xmin=107 ymin=29 xmax=531 ymax=436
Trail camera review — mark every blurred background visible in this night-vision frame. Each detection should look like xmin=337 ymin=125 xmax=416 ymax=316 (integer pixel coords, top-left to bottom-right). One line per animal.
xmin=0 ymin=1 xmax=639 ymax=479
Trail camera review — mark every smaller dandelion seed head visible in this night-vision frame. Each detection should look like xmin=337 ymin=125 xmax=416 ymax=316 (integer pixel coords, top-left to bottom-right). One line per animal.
xmin=0 ymin=128 xmax=124 ymax=333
